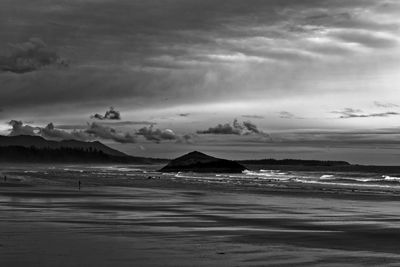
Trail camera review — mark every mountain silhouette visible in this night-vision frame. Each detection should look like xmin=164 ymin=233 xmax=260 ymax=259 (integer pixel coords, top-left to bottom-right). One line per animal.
xmin=0 ymin=135 xmax=125 ymax=156
xmin=0 ymin=135 xmax=166 ymax=164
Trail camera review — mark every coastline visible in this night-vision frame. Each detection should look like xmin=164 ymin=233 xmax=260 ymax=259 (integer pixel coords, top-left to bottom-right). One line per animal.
xmin=2 ymin=164 xmax=400 ymax=265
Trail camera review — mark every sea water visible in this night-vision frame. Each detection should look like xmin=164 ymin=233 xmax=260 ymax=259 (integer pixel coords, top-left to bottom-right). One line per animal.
xmin=3 ymin=164 xmax=400 ymax=194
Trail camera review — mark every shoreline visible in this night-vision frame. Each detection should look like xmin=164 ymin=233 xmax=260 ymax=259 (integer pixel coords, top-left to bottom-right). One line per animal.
xmin=2 ymin=168 xmax=400 ymax=266
xmin=2 ymin=167 xmax=400 ymax=202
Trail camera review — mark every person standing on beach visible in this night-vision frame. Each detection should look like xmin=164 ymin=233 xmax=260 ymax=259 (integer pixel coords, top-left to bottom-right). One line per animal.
xmin=4 ymin=175 xmax=6 ymax=182
xmin=78 ymin=180 xmax=81 ymax=191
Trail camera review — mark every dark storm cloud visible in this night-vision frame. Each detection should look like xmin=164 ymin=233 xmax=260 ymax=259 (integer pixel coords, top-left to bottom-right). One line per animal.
xmin=0 ymin=38 xmax=67 ymax=74
xmin=197 ymin=119 xmax=242 ymax=135
xmin=121 ymin=124 xmax=196 ymax=144
xmin=0 ymin=0 xmax=396 ymax=112
xmin=243 ymin=121 xmax=271 ymax=140
xmin=0 ymin=66 xmax=208 ymax=111
xmin=137 ymin=126 xmax=178 ymax=143
xmin=333 ymin=108 xmax=400 ymax=119
xmin=198 ymin=123 xmax=240 ymax=135
xmin=91 ymin=107 xmax=121 ymax=120
xmin=135 ymin=126 xmax=195 ymax=144
xmin=86 ymin=123 xmax=135 ymax=143
xmin=197 ymin=119 xmax=269 ymax=138
xmin=92 ymin=114 xmax=106 ymax=120
xmin=8 ymin=120 xmax=38 ymax=136
xmin=243 ymin=121 xmax=261 ymax=134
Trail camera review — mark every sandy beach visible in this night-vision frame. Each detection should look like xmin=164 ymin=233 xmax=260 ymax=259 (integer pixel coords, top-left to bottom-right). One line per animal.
xmin=2 ymin=165 xmax=400 ymax=266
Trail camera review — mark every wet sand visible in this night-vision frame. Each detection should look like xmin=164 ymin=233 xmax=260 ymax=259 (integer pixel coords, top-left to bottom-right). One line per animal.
xmin=2 ymin=167 xmax=400 ymax=266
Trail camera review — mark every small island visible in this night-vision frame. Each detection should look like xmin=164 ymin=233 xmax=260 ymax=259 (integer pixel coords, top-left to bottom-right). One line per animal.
xmin=159 ymin=151 xmax=246 ymax=173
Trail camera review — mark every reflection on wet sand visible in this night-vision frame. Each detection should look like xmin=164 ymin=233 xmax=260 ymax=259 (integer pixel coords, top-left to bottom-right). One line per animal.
xmin=1 ymin=165 xmax=400 ymax=266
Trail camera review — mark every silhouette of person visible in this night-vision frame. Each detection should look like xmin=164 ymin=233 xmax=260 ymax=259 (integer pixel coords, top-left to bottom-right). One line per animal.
xmin=78 ymin=180 xmax=81 ymax=191
xmin=4 ymin=175 xmax=6 ymax=182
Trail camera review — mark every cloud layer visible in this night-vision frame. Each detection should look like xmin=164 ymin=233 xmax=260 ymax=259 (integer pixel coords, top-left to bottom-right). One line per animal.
xmin=7 ymin=120 xmax=137 ymax=144
xmin=86 ymin=123 xmax=135 ymax=143
xmin=197 ymin=119 xmax=270 ymax=139
xmin=9 ymin=120 xmax=38 ymax=136
xmin=0 ymin=38 xmax=67 ymax=73
xmin=5 ymin=120 xmax=193 ymax=145
xmin=137 ymin=126 xmax=178 ymax=143
xmin=0 ymin=0 xmax=398 ymax=113
xmin=41 ymin=123 xmax=89 ymax=141
xmin=333 ymin=108 xmax=400 ymax=119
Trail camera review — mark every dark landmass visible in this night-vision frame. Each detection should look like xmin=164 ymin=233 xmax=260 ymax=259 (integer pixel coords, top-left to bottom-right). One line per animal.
xmin=0 ymin=146 xmax=166 ymax=164
xmin=239 ymin=158 xmax=350 ymax=166
xmin=0 ymin=135 xmax=167 ymax=164
xmin=1 ymin=136 xmax=399 ymax=172
xmin=241 ymin=163 xmax=400 ymax=174
xmin=0 ymin=135 xmax=125 ymax=156
xmin=160 ymin=151 xmax=246 ymax=173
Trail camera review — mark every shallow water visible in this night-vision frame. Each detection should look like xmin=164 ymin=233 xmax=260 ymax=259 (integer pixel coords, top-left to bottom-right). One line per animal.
xmin=2 ymin=164 xmax=400 ymax=266
xmin=4 ymin=164 xmax=400 ymax=193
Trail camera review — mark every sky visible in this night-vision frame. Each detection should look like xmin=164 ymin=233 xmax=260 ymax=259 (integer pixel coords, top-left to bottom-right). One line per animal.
xmin=0 ymin=0 xmax=399 ymax=164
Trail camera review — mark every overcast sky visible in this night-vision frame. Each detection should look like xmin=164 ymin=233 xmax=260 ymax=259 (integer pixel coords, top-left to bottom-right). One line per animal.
xmin=0 ymin=0 xmax=399 ymax=164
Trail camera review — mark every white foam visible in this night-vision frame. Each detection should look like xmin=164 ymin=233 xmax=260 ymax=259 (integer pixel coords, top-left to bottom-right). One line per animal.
xmin=383 ymin=175 xmax=400 ymax=182
xmin=352 ymin=178 xmax=381 ymax=182
xmin=243 ymin=170 xmax=274 ymax=177
xmin=292 ymin=179 xmax=394 ymax=188
xmin=320 ymin=175 xmax=334 ymax=180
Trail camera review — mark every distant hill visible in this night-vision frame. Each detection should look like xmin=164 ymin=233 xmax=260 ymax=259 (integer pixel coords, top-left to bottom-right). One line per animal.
xmin=239 ymin=158 xmax=350 ymax=166
xmin=0 ymin=135 xmax=126 ymax=156
xmin=160 ymin=151 xmax=246 ymax=173
xmin=0 ymin=135 xmax=167 ymax=164
xmin=239 ymin=158 xmax=400 ymax=173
